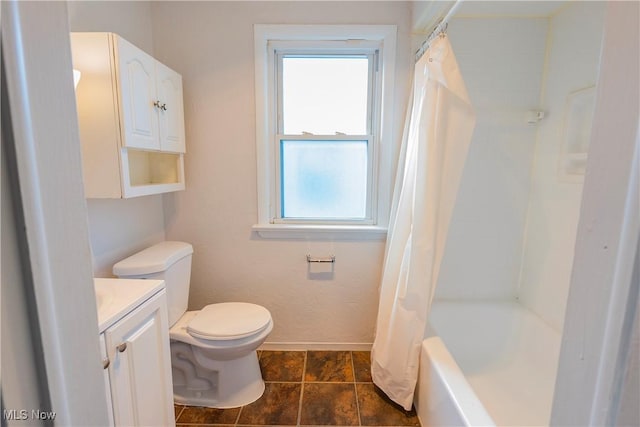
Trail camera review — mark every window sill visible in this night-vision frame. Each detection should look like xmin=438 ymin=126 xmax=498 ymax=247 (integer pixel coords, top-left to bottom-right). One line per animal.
xmin=251 ymin=224 xmax=387 ymax=240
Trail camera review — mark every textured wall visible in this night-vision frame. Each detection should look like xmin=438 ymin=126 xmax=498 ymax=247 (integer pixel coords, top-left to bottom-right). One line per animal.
xmin=151 ymin=1 xmax=411 ymax=345
xmin=68 ymin=1 xmax=167 ymax=277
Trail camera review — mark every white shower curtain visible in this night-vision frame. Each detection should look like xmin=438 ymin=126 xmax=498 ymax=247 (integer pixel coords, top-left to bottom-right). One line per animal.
xmin=370 ymin=35 xmax=475 ymax=411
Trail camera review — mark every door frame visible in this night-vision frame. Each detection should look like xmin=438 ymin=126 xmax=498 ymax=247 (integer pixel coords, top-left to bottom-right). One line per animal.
xmin=2 ymin=1 xmax=109 ymax=424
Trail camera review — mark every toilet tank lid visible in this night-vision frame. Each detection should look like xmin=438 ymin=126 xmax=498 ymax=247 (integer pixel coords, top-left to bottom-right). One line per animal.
xmin=113 ymin=241 xmax=193 ymax=276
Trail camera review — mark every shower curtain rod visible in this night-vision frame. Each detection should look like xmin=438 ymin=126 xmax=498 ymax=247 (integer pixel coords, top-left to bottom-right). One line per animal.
xmin=415 ymin=0 xmax=464 ymax=62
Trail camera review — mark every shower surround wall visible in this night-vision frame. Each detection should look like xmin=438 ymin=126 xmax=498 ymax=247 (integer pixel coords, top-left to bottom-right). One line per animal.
xmin=434 ymin=3 xmax=606 ymax=334
xmin=435 ymin=17 xmax=548 ymax=300
xmin=151 ymin=2 xmax=411 ymax=346
xmin=518 ymin=2 xmax=606 ymax=332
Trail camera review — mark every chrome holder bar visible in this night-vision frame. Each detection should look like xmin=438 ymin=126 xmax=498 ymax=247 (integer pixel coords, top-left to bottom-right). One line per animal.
xmin=306 ymin=254 xmax=335 ymax=263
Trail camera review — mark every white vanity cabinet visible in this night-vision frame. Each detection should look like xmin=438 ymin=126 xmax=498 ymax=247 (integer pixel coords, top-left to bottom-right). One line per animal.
xmin=96 ymin=279 xmax=174 ymax=427
xmin=99 ymin=333 xmax=115 ymax=427
xmin=71 ymin=32 xmax=186 ymax=198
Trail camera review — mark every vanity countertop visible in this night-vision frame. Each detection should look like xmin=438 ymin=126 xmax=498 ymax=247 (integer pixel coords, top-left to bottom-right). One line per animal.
xmin=94 ymin=278 xmax=165 ymax=332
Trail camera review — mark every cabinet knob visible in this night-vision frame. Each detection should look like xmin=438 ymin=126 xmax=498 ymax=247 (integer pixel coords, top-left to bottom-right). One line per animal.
xmin=116 ymin=342 xmax=127 ymax=353
xmin=161 ymin=103 xmax=167 ymax=111
xmin=153 ymin=100 xmax=162 ymax=109
xmin=102 ymin=358 xmax=110 ymax=369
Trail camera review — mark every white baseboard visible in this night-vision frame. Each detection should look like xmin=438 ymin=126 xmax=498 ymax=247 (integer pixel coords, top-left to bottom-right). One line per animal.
xmin=259 ymin=342 xmax=373 ymax=351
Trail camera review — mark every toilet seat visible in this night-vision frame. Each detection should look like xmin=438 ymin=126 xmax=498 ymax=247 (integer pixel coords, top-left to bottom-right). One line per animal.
xmin=187 ymin=302 xmax=272 ymax=341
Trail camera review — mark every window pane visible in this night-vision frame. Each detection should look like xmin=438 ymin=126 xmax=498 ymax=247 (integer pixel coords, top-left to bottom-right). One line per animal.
xmin=281 ymin=140 xmax=368 ymax=219
xmin=281 ymin=56 xmax=369 ymax=135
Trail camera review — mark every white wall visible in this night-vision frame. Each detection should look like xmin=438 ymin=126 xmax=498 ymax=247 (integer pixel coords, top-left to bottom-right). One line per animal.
xmin=518 ymin=2 xmax=606 ymax=332
xmin=68 ymin=1 xmax=154 ymax=53
xmin=67 ymin=1 xmax=167 ymax=277
xmin=435 ymin=17 xmax=548 ymax=299
xmin=151 ymin=1 xmax=411 ymax=346
xmin=551 ymin=1 xmax=639 ymax=422
xmin=85 ymin=198 xmax=167 ymax=277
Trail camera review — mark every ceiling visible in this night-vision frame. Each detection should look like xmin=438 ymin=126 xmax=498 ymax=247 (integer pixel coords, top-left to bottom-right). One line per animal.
xmin=455 ymin=1 xmax=569 ymax=18
xmin=412 ymin=1 xmax=570 ymax=34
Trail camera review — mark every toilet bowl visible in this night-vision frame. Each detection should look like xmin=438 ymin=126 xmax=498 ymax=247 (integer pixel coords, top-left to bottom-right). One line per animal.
xmin=113 ymin=241 xmax=273 ymax=408
xmin=169 ymin=305 xmax=273 ymax=408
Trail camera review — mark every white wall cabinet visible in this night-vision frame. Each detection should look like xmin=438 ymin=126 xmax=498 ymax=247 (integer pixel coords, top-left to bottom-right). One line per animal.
xmin=103 ymin=290 xmax=175 ymax=427
xmin=71 ymin=32 xmax=186 ymax=198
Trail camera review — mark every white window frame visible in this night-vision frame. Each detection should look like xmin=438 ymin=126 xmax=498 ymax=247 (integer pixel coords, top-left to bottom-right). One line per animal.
xmin=253 ymin=25 xmax=397 ymax=240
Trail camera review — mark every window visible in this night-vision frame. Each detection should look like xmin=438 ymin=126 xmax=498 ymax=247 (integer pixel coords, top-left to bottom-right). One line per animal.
xmin=279 ymin=53 xmax=374 ymax=220
xmin=254 ymin=25 xmax=397 ymax=239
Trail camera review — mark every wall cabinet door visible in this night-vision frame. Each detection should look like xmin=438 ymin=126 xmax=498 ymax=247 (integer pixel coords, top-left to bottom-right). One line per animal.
xmin=105 ymin=291 xmax=175 ymax=427
xmin=156 ymin=61 xmax=186 ymax=153
xmin=116 ymin=36 xmax=160 ymax=151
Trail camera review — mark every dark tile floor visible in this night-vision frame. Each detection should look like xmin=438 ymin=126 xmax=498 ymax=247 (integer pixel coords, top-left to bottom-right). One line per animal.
xmin=175 ymin=350 xmax=421 ymax=426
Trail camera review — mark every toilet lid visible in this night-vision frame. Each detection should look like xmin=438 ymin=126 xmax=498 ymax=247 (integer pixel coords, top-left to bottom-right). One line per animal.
xmin=187 ymin=302 xmax=272 ymax=340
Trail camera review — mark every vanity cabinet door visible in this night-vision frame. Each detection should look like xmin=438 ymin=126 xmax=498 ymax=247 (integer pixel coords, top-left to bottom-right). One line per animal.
xmin=105 ymin=291 xmax=175 ymax=427
xmin=99 ymin=333 xmax=115 ymax=427
xmin=116 ymin=36 xmax=160 ymax=151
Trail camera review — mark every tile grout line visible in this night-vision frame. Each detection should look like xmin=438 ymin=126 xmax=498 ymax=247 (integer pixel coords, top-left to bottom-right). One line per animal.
xmin=350 ymin=351 xmax=362 ymax=427
xmin=234 ymin=402 xmax=243 ymax=426
xmin=278 ymin=381 xmax=371 ymax=384
xmin=296 ymin=350 xmax=308 ymax=426
xmin=175 ymin=405 xmax=185 ymax=422
xmin=232 ymin=350 xmax=265 ymax=426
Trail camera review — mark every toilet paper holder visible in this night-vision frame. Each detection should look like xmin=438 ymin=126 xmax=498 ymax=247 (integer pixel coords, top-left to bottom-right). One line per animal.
xmin=306 ymin=254 xmax=335 ymax=263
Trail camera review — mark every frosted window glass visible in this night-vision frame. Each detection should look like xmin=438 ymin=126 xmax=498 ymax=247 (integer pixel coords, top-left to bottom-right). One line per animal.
xmin=282 ymin=56 xmax=369 ymax=135
xmin=281 ymin=140 xmax=368 ymax=218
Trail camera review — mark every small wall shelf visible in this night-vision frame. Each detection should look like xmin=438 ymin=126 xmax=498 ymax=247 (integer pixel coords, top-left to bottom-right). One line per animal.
xmin=123 ymin=149 xmax=185 ymax=198
xmin=559 ymin=86 xmax=596 ymax=182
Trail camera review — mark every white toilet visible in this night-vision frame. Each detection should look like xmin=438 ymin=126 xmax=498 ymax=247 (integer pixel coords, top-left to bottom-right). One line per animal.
xmin=113 ymin=241 xmax=273 ymax=409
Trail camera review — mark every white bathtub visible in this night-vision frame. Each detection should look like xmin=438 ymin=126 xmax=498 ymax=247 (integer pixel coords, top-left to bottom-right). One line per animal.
xmin=415 ymin=300 xmax=561 ymax=427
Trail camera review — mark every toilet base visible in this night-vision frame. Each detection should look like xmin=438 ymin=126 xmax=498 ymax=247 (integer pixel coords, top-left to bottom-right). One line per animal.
xmin=173 ymin=381 xmax=265 ymax=409
xmin=171 ymin=342 xmax=265 ymax=408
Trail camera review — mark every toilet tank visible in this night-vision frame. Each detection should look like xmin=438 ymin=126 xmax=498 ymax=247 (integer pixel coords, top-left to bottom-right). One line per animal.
xmin=113 ymin=241 xmax=193 ymax=327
